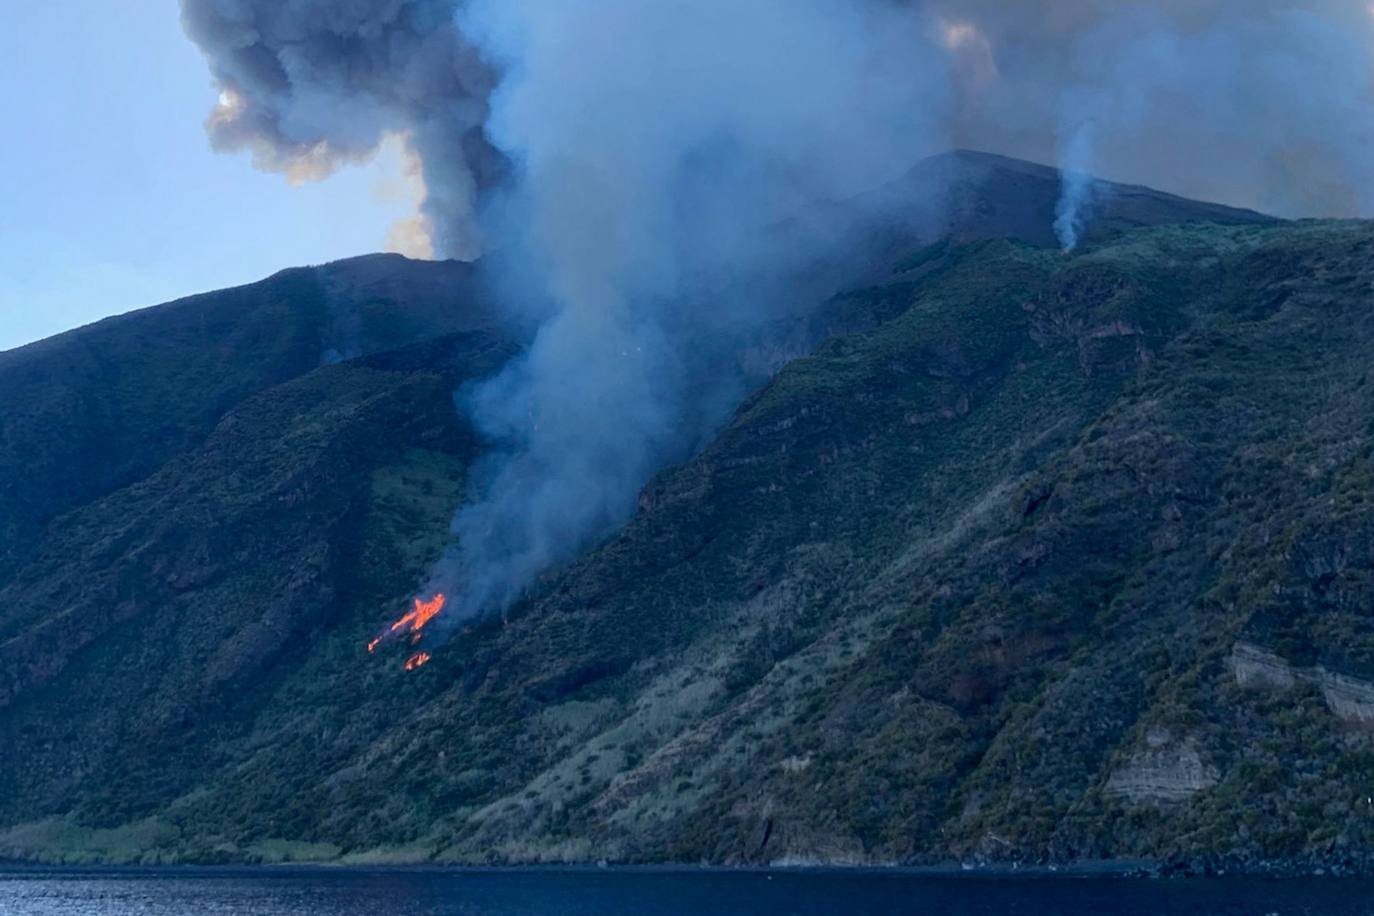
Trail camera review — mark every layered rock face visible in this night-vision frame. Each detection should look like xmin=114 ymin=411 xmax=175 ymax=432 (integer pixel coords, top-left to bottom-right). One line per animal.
xmin=1233 ymin=643 xmax=1374 ymax=727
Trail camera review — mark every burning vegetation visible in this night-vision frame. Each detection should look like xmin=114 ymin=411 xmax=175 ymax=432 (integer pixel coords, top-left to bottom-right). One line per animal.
xmin=367 ymin=594 xmax=446 ymax=670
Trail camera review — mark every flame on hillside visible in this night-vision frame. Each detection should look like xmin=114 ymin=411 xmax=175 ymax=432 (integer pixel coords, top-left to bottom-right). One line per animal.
xmin=366 ymin=593 xmax=447 ymax=670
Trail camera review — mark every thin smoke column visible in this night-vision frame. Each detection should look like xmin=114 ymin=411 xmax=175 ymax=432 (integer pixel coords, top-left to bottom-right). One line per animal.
xmin=180 ymin=0 xmax=504 ymax=258
xmin=1051 ymin=13 xmax=1188 ymax=251
xmin=1053 ymin=120 xmax=1099 ymax=252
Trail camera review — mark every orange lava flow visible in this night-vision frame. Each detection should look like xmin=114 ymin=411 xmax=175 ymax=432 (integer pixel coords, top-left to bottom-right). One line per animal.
xmin=404 ymin=652 xmax=432 ymax=672
xmin=366 ymin=593 xmax=447 ymax=653
xmin=390 ymin=594 xmax=447 ymax=637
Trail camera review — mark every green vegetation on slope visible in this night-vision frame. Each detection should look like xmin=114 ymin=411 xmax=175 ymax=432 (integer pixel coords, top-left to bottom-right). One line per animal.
xmin=2 ymin=216 xmax=1372 ymax=871
xmin=0 ymin=254 xmax=496 ymax=582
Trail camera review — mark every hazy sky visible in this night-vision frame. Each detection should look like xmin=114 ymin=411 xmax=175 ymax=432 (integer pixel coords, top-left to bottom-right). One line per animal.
xmin=0 ymin=2 xmax=421 ymax=352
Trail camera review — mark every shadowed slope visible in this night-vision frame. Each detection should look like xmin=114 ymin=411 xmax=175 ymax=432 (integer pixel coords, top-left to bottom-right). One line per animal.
xmin=0 ymin=255 xmax=501 ymax=580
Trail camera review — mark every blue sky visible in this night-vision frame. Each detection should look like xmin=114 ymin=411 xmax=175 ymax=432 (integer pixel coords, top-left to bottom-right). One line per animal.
xmin=0 ymin=2 xmax=419 ymax=352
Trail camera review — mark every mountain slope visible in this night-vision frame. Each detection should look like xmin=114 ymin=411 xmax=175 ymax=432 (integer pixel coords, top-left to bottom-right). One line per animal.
xmin=0 ymin=332 xmax=513 ymax=776
xmin=303 ymin=219 xmax=1370 ymax=871
xmin=0 ymin=254 xmax=501 ymax=580
xmin=758 ymin=149 xmax=1273 ymax=306
xmin=3 ymin=157 xmax=1369 ymax=872
xmin=926 ymin=150 xmax=1273 ymax=242
xmin=0 ymin=152 xmax=1269 ymax=584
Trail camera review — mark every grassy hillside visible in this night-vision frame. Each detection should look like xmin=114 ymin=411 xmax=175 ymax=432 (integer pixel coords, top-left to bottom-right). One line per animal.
xmin=2 ymin=215 xmax=1372 ymax=872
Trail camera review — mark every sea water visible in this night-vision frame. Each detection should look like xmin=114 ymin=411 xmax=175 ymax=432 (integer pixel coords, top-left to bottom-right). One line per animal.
xmin=2 ymin=866 xmax=1371 ymax=915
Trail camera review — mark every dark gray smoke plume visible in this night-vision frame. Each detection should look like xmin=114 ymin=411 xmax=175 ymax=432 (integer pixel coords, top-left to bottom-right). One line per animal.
xmin=180 ymin=0 xmax=503 ymax=258
xmin=183 ymin=0 xmax=1374 ymax=621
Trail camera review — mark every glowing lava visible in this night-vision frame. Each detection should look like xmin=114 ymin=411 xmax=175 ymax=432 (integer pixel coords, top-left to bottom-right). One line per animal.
xmin=366 ymin=593 xmax=447 ymax=656
xmin=391 ymin=594 xmax=447 ymax=635
xmin=404 ymin=652 xmax=432 ymax=672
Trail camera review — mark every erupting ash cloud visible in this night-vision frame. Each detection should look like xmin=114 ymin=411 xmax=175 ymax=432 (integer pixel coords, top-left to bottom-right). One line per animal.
xmin=180 ymin=0 xmax=504 ymax=258
xmin=182 ymin=1 xmax=1374 ymax=624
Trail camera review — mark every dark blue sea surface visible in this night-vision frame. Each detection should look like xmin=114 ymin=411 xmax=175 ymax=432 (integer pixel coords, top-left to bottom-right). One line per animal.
xmin=1 ymin=866 xmax=1372 ymax=915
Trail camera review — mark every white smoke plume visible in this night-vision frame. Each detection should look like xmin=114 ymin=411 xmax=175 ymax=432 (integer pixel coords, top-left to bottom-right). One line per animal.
xmin=439 ymin=0 xmax=953 ymax=615
xmin=182 ymin=1 xmax=1374 ymax=619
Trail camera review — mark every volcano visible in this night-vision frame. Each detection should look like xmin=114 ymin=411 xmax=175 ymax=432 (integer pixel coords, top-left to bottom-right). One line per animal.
xmin=3 ymin=153 xmax=1367 ymax=873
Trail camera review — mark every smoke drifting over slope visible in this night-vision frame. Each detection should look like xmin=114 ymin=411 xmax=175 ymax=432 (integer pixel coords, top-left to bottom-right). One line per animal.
xmin=437 ymin=0 xmax=951 ymax=615
xmin=182 ymin=1 xmax=1374 ymax=621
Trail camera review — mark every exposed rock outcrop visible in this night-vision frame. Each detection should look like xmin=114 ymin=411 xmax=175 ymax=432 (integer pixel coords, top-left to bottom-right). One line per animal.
xmin=1106 ymin=728 xmax=1219 ymax=803
xmin=1231 ymin=641 xmax=1374 ymax=727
